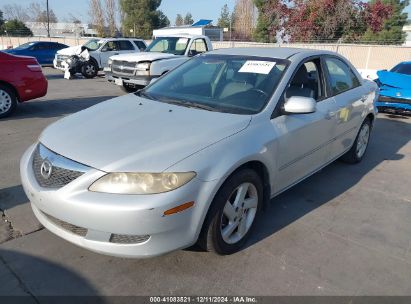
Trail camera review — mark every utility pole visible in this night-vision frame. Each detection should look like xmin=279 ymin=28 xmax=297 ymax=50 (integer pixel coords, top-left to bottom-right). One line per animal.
xmin=46 ymin=0 xmax=50 ymax=38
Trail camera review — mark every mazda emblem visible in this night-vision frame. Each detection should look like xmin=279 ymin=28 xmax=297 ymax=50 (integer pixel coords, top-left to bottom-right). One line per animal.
xmin=40 ymin=159 xmax=53 ymax=179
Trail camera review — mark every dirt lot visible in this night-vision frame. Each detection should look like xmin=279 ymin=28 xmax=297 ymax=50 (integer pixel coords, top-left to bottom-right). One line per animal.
xmin=0 ymin=68 xmax=410 ymax=297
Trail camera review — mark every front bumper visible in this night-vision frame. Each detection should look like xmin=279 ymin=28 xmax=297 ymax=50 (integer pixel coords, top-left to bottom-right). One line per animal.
xmin=106 ymin=72 xmax=154 ymax=87
xmin=20 ymin=144 xmax=218 ymax=258
xmin=376 ymin=95 xmax=411 ymax=112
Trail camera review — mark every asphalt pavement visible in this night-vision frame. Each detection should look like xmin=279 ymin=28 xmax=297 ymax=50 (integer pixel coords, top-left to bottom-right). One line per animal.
xmin=0 ymin=68 xmax=410 ymax=297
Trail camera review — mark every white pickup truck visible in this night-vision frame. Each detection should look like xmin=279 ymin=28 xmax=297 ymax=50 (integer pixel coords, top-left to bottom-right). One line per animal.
xmin=54 ymin=38 xmax=147 ymax=78
xmin=105 ymin=34 xmax=213 ymax=92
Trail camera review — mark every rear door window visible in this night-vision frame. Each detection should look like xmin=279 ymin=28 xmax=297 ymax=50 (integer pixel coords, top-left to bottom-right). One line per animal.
xmin=134 ymin=40 xmax=146 ymax=51
xmin=118 ymin=40 xmax=134 ymax=51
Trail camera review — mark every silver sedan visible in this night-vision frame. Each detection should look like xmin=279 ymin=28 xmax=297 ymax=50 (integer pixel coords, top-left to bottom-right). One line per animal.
xmin=20 ymin=48 xmax=378 ymax=257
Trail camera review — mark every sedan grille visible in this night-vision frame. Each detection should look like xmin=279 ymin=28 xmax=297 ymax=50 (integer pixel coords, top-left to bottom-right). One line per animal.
xmin=44 ymin=213 xmax=88 ymax=237
xmin=112 ymin=60 xmax=136 ymax=76
xmin=32 ymin=144 xmax=89 ymax=189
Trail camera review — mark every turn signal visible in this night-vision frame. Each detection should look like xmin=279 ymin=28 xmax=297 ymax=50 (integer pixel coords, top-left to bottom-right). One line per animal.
xmin=163 ymin=201 xmax=195 ymax=216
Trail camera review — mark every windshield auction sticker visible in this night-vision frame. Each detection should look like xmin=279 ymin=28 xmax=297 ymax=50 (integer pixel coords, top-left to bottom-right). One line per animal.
xmin=239 ymin=61 xmax=276 ymax=74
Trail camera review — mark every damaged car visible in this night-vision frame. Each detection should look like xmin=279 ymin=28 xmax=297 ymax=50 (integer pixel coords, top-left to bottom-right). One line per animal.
xmin=54 ymin=38 xmax=147 ymax=78
xmin=375 ymin=61 xmax=411 ymax=114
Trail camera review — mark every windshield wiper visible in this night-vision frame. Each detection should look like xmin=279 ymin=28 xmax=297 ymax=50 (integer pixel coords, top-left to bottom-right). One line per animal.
xmin=159 ymin=97 xmax=218 ymax=112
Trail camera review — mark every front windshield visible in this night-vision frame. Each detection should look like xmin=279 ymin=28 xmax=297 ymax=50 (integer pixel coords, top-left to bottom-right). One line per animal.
xmin=391 ymin=63 xmax=411 ymax=76
xmin=145 ymin=37 xmax=190 ymax=55
xmin=15 ymin=42 xmax=35 ymax=49
xmin=142 ymin=55 xmax=289 ymax=115
xmin=83 ymin=39 xmax=102 ymax=51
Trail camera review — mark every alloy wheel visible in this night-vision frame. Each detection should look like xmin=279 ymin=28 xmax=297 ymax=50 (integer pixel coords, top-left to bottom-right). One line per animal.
xmin=0 ymin=89 xmax=12 ymax=115
xmin=85 ymin=64 xmax=96 ymax=76
xmin=220 ymin=182 xmax=258 ymax=244
xmin=356 ymin=123 xmax=370 ymax=158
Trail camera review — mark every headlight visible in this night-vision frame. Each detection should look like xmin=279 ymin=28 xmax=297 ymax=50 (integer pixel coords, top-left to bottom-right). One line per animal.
xmin=89 ymin=172 xmax=196 ymax=194
xmin=136 ymin=62 xmax=150 ymax=71
xmin=108 ymin=58 xmax=113 ymax=66
xmin=66 ymin=58 xmax=72 ymax=64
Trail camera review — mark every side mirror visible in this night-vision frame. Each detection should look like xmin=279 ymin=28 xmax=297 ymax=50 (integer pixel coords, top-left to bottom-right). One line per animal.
xmin=283 ymin=96 xmax=316 ymax=114
xmin=188 ymin=50 xmax=196 ymax=57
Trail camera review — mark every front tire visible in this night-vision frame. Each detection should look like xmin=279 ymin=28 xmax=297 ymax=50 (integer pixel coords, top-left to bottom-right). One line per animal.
xmin=198 ymin=169 xmax=263 ymax=255
xmin=81 ymin=61 xmax=98 ymax=78
xmin=0 ymin=84 xmax=17 ymax=119
xmin=341 ymin=118 xmax=371 ymax=163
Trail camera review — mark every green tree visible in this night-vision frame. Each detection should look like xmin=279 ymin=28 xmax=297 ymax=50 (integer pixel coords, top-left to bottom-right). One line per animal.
xmin=156 ymin=10 xmax=170 ymax=28
xmin=253 ymin=0 xmax=277 ymax=42
xmin=0 ymin=10 xmax=4 ymax=28
xmin=175 ymin=14 xmax=184 ymax=26
xmin=2 ymin=19 xmax=33 ymax=36
xmin=184 ymin=12 xmax=194 ymax=25
xmin=120 ymin=0 xmax=164 ymax=38
xmin=218 ymin=4 xmax=231 ymax=29
xmin=362 ymin=0 xmax=409 ymax=44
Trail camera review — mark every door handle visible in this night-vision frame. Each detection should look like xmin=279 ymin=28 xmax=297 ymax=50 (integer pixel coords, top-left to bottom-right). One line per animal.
xmin=114 ymin=52 xmax=119 ymax=55
xmin=326 ymin=111 xmax=337 ymax=120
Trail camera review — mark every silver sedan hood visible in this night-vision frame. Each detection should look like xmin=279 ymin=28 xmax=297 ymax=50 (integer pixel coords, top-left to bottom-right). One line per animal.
xmin=39 ymin=95 xmax=251 ymax=173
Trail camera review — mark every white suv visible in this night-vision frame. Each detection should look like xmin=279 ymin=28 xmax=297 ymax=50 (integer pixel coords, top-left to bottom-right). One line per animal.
xmin=54 ymin=38 xmax=147 ymax=78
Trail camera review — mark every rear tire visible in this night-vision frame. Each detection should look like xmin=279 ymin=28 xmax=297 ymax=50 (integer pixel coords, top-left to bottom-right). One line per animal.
xmin=197 ymin=169 xmax=263 ymax=255
xmin=81 ymin=61 xmax=98 ymax=79
xmin=341 ymin=118 xmax=371 ymax=164
xmin=0 ymin=84 xmax=17 ymax=119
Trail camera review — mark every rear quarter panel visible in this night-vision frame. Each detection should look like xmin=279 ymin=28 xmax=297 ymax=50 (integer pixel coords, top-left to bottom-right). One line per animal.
xmin=0 ymin=57 xmax=47 ymax=102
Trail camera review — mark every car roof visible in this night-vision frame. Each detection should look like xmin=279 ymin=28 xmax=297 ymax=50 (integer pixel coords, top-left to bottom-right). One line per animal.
xmin=155 ymin=34 xmax=207 ymax=39
xmin=98 ymin=38 xmax=144 ymax=42
xmin=207 ymin=47 xmax=337 ymax=60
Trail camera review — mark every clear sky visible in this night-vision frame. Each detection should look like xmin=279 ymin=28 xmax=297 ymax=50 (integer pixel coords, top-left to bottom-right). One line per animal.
xmin=0 ymin=0 xmax=409 ymax=24
xmin=0 ymin=0 xmax=237 ymax=24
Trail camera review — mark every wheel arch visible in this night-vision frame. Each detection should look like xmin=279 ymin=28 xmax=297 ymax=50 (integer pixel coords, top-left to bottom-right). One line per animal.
xmin=366 ymin=113 xmax=375 ymax=128
xmin=0 ymin=80 xmax=19 ymax=102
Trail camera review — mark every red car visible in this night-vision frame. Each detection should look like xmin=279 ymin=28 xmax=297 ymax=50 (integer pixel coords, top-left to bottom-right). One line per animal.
xmin=0 ymin=51 xmax=48 ymax=118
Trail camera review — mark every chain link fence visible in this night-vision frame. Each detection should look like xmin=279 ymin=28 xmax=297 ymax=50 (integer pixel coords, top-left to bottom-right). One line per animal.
xmin=1 ymin=35 xmax=410 ymax=72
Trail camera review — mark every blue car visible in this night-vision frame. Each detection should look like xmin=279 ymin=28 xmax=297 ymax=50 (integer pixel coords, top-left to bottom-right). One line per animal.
xmin=375 ymin=61 xmax=411 ymax=114
xmin=4 ymin=41 xmax=68 ymax=66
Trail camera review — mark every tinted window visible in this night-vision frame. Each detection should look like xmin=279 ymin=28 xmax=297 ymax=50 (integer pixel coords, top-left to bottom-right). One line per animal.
xmin=33 ymin=43 xmax=48 ymax=50
xmin=143 ymin=55 xmax=289 ymax=115
xmin=118 ymin=40 xmax=134 ymax=51
xmin=391 ymin=63 xmax=411 ymax=75
xmin=134 ymin=40 xmax=146 ymax=50
xmin=325 ymin=57 xmax=360 ymax=95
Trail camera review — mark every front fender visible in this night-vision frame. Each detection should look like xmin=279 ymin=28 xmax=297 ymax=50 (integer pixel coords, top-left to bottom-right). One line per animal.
xmin=166 ymin=120 xmax=277 ymax=193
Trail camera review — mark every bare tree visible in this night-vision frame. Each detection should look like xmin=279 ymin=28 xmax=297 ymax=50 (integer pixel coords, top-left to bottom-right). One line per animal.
xmin=2 ymin=4 xmax=30 ymax=21
xmin=232 ymin=0 xmax=257 ymax=41
xmin=28 ymin=2 xmax=58 ymax=33
xmin=89 ymin=0 xmax=106 ymax=37
xmin=105 ymin=0 xmax=117 ymax=37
